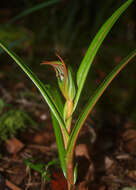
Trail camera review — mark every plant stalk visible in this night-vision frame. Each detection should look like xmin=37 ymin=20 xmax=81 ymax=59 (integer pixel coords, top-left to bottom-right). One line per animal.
xmin=66 ymin=157 xmax=75 ymax=190
xmin=65 ymin=99 xmax=75 ymax=189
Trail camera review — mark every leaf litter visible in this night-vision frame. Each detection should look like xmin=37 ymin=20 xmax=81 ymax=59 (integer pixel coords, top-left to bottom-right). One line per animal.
xmin=0 ymin=66 xmax=136 ymax=190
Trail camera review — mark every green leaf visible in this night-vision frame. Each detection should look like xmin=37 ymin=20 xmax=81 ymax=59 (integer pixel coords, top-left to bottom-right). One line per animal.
xmin=51 ymin=111 xmax=67 ymax=178
xmin=45 ymin=159 xmax=59 ymax=170
xmin=66 ymin=66 xmax=76 ymax=101
xmin=49 ymin=87 xmax=67 ymax=178
xmin=49 ymin=86 xmax=64 ymax=115
xmin=0 ymin=41 xmax=68 ymax=139
xmin=25 ymin=159 xmax=44 ymax=173
xmin=5 ymin=0 xmax=60 ymax=26
xmin=67 ymin=49 xmax=136 ymax=158
xmin=74 ymin=0 xmax=134 ymax=112
xmin=44 ymin=85 xmax=64 ymax=116
xmin=74 ymin=163 xmax=78 ymax=184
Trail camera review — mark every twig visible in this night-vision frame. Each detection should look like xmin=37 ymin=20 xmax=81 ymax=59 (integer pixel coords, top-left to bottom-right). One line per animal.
xmin=6 ymin=179 xmax=22 ymax=190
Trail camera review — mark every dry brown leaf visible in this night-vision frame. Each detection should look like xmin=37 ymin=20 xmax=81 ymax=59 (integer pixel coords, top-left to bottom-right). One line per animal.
xmin=123 ymin=129 xmax=136 ymax=141
xmin=122 ymin=129 xmax=136 ymax=153
xmin=75 ymin=144 xmax=90 ymax=160
xmin=6 ymin=138 xmax=24 ymax=154
xmin=105 ymin=156 xmax=114 ymax=170
xmin=126 ymin=170 xmax=136 ymax=179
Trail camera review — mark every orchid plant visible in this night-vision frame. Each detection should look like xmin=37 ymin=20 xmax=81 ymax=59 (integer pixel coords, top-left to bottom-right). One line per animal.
xmin=0 ymin=0 xmax=136 ymax=189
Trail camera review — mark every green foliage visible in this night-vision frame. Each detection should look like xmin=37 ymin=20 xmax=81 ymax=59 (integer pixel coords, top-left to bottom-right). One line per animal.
xmin=0 ymin=110 xmax=37 ymax=140
xmin=0 ymin=99 xmax=5 ymax=112
xmin=0 ymin=0 xmax=135 ymax=189
xmin=5 ymin=0 xmax=60 ymax=26
xmin=25 ymin=158 xmax=59 ymax=183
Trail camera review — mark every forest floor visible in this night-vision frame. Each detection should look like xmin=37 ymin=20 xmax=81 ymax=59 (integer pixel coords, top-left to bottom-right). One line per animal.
xmin=0 ymin=64 xmax=136 ymax=190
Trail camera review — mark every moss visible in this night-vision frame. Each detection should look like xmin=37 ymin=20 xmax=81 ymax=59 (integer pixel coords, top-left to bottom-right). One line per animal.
xmin=0 ymin=110 xmax=37 ymax=140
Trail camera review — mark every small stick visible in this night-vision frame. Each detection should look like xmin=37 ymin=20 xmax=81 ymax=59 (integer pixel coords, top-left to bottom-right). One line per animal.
xmin=6 ymin=179 xmax=22 ymax=190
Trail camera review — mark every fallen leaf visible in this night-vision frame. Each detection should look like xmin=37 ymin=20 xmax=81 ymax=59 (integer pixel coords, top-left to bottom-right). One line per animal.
xmin=105 ymin=156 xmax=114 ymax=170
xmin=50 ymin=172 xmax=67 ymax=190
xmin=75 ymin=144 xmax=90 ymax=160
xmin=122 ymin=129 xmax=136 ymax=153
xmin=123 ymin=129 xmax=136 ymax=141
xmin=6 ymin=138 xmax=24 ymax=154
xmin=126 ymin=170 xmax=136 ymax=180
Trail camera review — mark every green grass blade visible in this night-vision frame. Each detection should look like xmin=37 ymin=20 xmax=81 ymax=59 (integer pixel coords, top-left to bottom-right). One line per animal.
xmin=48 ymin=86 xmax=66 ymax=175
xmin=6 ymin=0 xmax=60 ymax=26
xmin=50 ymin=112 xmax=66 ymax=178
xmin=0 ymin=41 xmax=68 ymax=138
xmin=74 ymin=0 xmax=134 ymax=112
xmin=49 ymin=87 xmax=66 ymax=177
xmin=67 ymin=49 xmax=136 ymax=157
xmin=44 ymin=85 xmax=64 ymax=116
xmin=51 ymin=87 xmax=64 ymax=115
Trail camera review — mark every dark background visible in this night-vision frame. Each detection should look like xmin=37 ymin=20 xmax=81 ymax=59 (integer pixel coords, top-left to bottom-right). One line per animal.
xmin=0 ymin=0 xmax=136 ymax=123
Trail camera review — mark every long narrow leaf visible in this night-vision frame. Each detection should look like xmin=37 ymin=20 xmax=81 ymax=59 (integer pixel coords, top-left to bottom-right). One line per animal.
xmin=74 ymin=0 xmax=133 ymax=112
xmin=67 ymin=49 xmax=136 ymax=157
xmin=51 ymin=111 xmax=66 ymax=177
xmin=0 ymin=41 xmax=68 ymax=138
xmin=49 ymin=87 xmax=67 ymax=177
xmin=5 ymin=0 xmax=60 ymax=26
xmin=47 ymin=85 xmax=64 ymax=115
